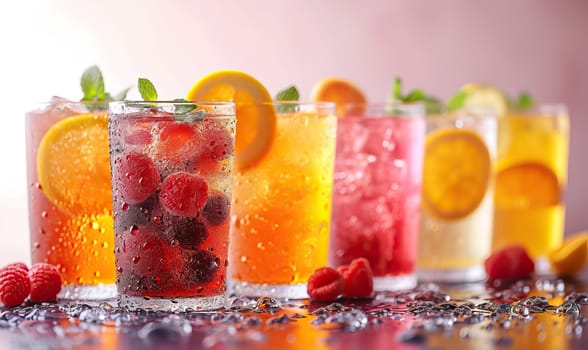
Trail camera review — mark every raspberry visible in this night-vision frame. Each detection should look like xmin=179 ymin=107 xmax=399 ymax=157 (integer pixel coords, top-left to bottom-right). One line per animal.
xmin=0 ymin=265 xmax=31 ymax=307
xmin=202 ymin=192 xmax=231 ymax=225
xmin=307 ymin=267 xmax=344 ymax=302
xmin=120 ymin=227 xmax=166 ymax=277
xmin=200 ymin=124 xmax=233 ymax=162
xmin=155 ymin=122 xmax=203 ymax=164
xmin=29 ymin=263 xmax=62 ymax=303
xmin=5 ymin=262 xmax=29 ymax=272
xmin=485 ymin=245 xmax=535 ymax=280
xmin=116 ymin=152 xmax=161 ymax=204
xmin=186 ymin=249 xmax=220 ymax=285
xmin=337 ymin=258 xmax=374 ymax=299
xmin=159 ymin=172 xmax=208 ymax=217
xmin=162 ymin=214 xmax=208 ymax=249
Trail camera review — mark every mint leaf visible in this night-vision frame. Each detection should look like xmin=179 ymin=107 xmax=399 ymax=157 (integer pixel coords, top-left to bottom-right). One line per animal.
xmin=515 ymin=91 xmax=534 ymax=110
xmin=446 ymin=91 xmax=469 ymax=111
xmin=275 ymin=85 xmax=299 ymax=101
xmin=113 ymin=87 xmax=130 ymax=101
xmin=172 ymin=98 xmax=198 ymax=114
xmin=80 ymin=65 xmax=105 ymax=101
xmin=393 ymin=78 xmax=403 ymax=99
xmin=404 ymin=89 xmax=426 ymax=102
xmin=138 ymin=78 xmax=158 ymax=101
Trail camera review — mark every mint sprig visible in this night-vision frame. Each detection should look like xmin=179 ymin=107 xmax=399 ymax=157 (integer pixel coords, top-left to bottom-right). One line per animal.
xmin=391 ymin=78 xmax=441 ymax=114
xmin=79 ymin=65 xmax=129 ymax=110
xmin=138 ymin=78 xmax=158 ymax=101
xmin=446 ymin=90 xmax=469 ymax=111
xmin=274 ymin=85 xmax=299 ymax=113
xmin=513 ymin=91 xmax=534 ymax=110
xmin=136 ymin=78 xmax=200 ymax=120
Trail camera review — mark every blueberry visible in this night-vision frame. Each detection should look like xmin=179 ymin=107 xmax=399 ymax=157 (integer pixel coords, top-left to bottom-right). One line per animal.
xmin=186 ymin=250 xmax=220 ymax=284
xmin=161 ymin=214 xmax=208 ymax=249
xmin=114 ymin=194 xmax=159 ymax=232
xmin=202 ymin=193 xmax=230 ymax=225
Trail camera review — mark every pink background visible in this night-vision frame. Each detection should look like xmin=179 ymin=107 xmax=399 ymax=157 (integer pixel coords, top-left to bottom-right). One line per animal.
xmin=1 ymin=0 xmax=586 ymax=264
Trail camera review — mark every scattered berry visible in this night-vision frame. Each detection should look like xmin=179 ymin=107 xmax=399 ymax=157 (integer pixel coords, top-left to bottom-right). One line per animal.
xmin=117 ymin=152 xmax=161 ymax=204
xmin=200 ymin=124 xmax=233 ymax=162
xmin=29 ymin=263 xmax=62 ymax=303
xmin=159 ymin=172 xmax=208 ymax=217
xmin=337 ymin=258 xmax=374 ymax=299
xmin=0 ymin=265 xmax=31 ymax=307
xmin=485 ymin=245 xmax=535 ymax=281
xmin=202 ymin=192 xmax=231 ymax=225
xmin=307 ymin=266 xmax=344 ymax=302
xmin=162 ymin=214 xmax=208 ymax=249
xmin=186 ymin=249 xmax=220 ymax=284
xmin=5 ymin=262 xmax=29 ymax=272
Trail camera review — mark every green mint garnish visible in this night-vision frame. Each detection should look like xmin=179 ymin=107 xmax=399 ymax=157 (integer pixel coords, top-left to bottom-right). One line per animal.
xmin=514 ymin=91 xmax=534 ymax=110
xmin=172 ymin=98 xmax=198 ymax=115
xmin=446 ymin=90 xmax=469 ymax=111
xmin=274 ymin=85 xmax=299 ymax=113
xmin=391 ymin=77 xmax=441 ymax=114
xmin=138 ymin=78 xmax=158 ymax=101
xmin=112 ymin=88 xmax=130 ymax=101
xmin=80 ymin=65 xmax=106 ymax=101
xmin=274 ymin=85 xmax=299 ymax=101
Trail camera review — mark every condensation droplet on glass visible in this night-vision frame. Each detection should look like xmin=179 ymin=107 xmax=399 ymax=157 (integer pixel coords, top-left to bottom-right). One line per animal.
xmin=122 ymin=202 xmax=129 ymax=211
xmin=91 ymin=221 xmax=100 ymax=230
xmin=240 ymin=256 xmax=248 ymax=263
xmin=41 ymin=211 xmax=48 ymax=218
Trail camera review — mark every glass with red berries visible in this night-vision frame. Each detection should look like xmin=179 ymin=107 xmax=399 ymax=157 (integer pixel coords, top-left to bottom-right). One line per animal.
xmin=108 ymin=101 xmax=235 ymax=311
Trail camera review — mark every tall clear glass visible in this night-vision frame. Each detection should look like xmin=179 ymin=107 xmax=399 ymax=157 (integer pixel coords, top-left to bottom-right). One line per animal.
xmin=229 ymin=102 xmax=337 ymax=298
xmin=26 ymin=99 xmax=117 ymax=300
xmin=492 ymin=105 xmax=569 ymax=273
xmin=109 ymin=101 xmax=235 ymax=311
xmin=329 ymin=103 xmax=425 ymax=291
xmin=418 ymin=108 xmax=497 ymax=282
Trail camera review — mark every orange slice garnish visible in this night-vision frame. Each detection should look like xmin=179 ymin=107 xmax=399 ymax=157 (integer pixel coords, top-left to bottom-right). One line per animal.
xmin=310 ymin=77 xmax=367 ymax=116
xmin=495 ymin=162 xmax=560 ymax=209
xmin=37 ymin=114 xmax=112 ymax=214
xmin=186 ymin=70 xmax=276 ymax=170
xmin=422 ymin=128 xmax=491 ymax=220
xmin=549 ymin=231 xmax=588 ymax=276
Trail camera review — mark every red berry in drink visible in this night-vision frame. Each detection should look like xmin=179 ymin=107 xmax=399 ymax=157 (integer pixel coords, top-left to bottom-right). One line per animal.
xmin=159 ymin=172 xmax=208 ymax=217
xmin=202 ymin=192 xmax=231 ymax=225
xmin=155 ymin=122 xmax=203 ymax=164
xmin=117 ymin=152 xmax=161 ymax=204
xmin=186 ymin=249 xmax=220 ymax=285
xmin=307 ymin=266 xmax=344 ymax=302
xmin=200 ymin=124 xmax=233 ymax=162
xmin=162 ymin=214 xmax=208 ymax=249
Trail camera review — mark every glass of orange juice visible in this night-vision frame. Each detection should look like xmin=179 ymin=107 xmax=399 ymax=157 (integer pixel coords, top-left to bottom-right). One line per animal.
xmin=229 ymin=101 xmax=337 ymax=298
xmin=25 ymin=99 xmax=116 ymax=300
xmin=417 ymin=107 xmax=497 ymax=282
xmin=492 ymin=104 xmax=569 ymax=272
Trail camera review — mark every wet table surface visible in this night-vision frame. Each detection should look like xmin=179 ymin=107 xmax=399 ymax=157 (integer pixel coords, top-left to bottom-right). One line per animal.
xmin=1 ymin=272 xmax=587 ymax=350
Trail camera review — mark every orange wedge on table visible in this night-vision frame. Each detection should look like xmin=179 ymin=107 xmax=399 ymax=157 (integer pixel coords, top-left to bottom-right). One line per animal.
xmin=494 ymin=162 xmax=561 ymax=209
xmin=37 ymin=114 xmax=112 ymax=214
xmin=422 ymin=129 xmax=491 ymax=220
xmin=186 ymin=70 xmax=276 ymax=170
xmin=549 ymin=232 xmax=588 ymax=276
xmin=310 ymin=77 xmax=367 ymax=116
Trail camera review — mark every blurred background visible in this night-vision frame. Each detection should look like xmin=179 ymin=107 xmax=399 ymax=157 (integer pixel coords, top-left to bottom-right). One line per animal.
xmin=1 ymin=0 xmax=586 ymax=265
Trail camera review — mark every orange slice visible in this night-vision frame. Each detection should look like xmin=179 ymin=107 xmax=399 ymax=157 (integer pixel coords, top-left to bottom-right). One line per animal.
xmin=37 ymin=114 xmax=112 ymax=214
xmin=422 ymin=129 xmax=491 ymax=220
xmin=310 ymin=77 xmax=367 ymax=116
xmin=460 ymin=83 xmax=509 ymax=117
xmin=549 ymin=231 xmax=588 ymax=276
xmin=186 ymin=70 xmax=276 ymax=170
xmin=495 ymin=162 xmax=560 ymax=209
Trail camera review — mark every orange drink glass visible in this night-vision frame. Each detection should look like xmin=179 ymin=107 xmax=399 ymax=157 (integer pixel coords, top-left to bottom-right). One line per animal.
xmin=26 ymin=99 xmax=116 ymax=300
xmin=492 ymin=105 xmax=569 ymax=272
xmin=229 ymin=101 xmax=337 ymax=298
xmin=417 ymin=108 xmax=497 ymax=282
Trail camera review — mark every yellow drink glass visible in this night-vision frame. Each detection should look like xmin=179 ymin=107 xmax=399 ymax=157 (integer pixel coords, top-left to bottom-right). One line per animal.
xmin=229 ymin=102 xmax=337 ymax=298
xmin=492 ymin=104 xmax=569 ymax=272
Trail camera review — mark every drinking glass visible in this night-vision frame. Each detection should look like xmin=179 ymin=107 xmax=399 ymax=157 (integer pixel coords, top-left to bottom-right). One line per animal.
xmin=26 ymin=99 xmax=117 ymax=300
xmin=418 ymin=107 xmax=497 ymax=282
xmin=229 ymin=102 xmax=337 ymax=298
xmin=329 ymin=103 xmax=425 ymax=291
xmin=108 ymin=101 xmax=235 ymax=311
xmin=492 ymin=104 xmax=569 ymax=273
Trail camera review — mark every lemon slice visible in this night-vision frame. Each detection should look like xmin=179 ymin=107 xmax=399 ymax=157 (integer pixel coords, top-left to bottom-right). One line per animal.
xmin=549 ymin=232 xmax=588 ymax=276
xmin=459 ymin=83 xmax=509 ymax=117
xmin=37 ymin=114 xmax=112 ymax=214
xmin=422 ymin=128 xmax=491 ymax=220
xmin=186 ymin=70 xmax=276 ymax=170
xmin=310 ymin=77 xmax=367 ymax=116
xmin=495 ymin=162 xmax=560 ymax=209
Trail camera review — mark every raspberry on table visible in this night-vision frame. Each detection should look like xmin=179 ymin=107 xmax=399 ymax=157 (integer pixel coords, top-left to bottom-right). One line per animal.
xmin=484 ymin=245 xmax=535 ymax=281
xmin=307 ymin=266 xmax=344 ymax=302
xmin=5 ymin=262 xmax=29 ymax=272
xmin=29 ymin=263 xmax=62 ymax=303
xmin=0 ymin=265 xmax=31 ymax=307
xmin=337 ymin=257 xmax=374 ymax=299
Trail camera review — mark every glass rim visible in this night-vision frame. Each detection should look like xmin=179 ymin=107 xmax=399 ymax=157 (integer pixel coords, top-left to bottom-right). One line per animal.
xmin=508 ymin=103 xmax=568 ymax=116
xmin=111 ymin=100 xmax=236 ymax=106
xmin=341 ymin=101 xmax=425 ymax=118
xmin=262 ymin=101 xmax=336 ymax=107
